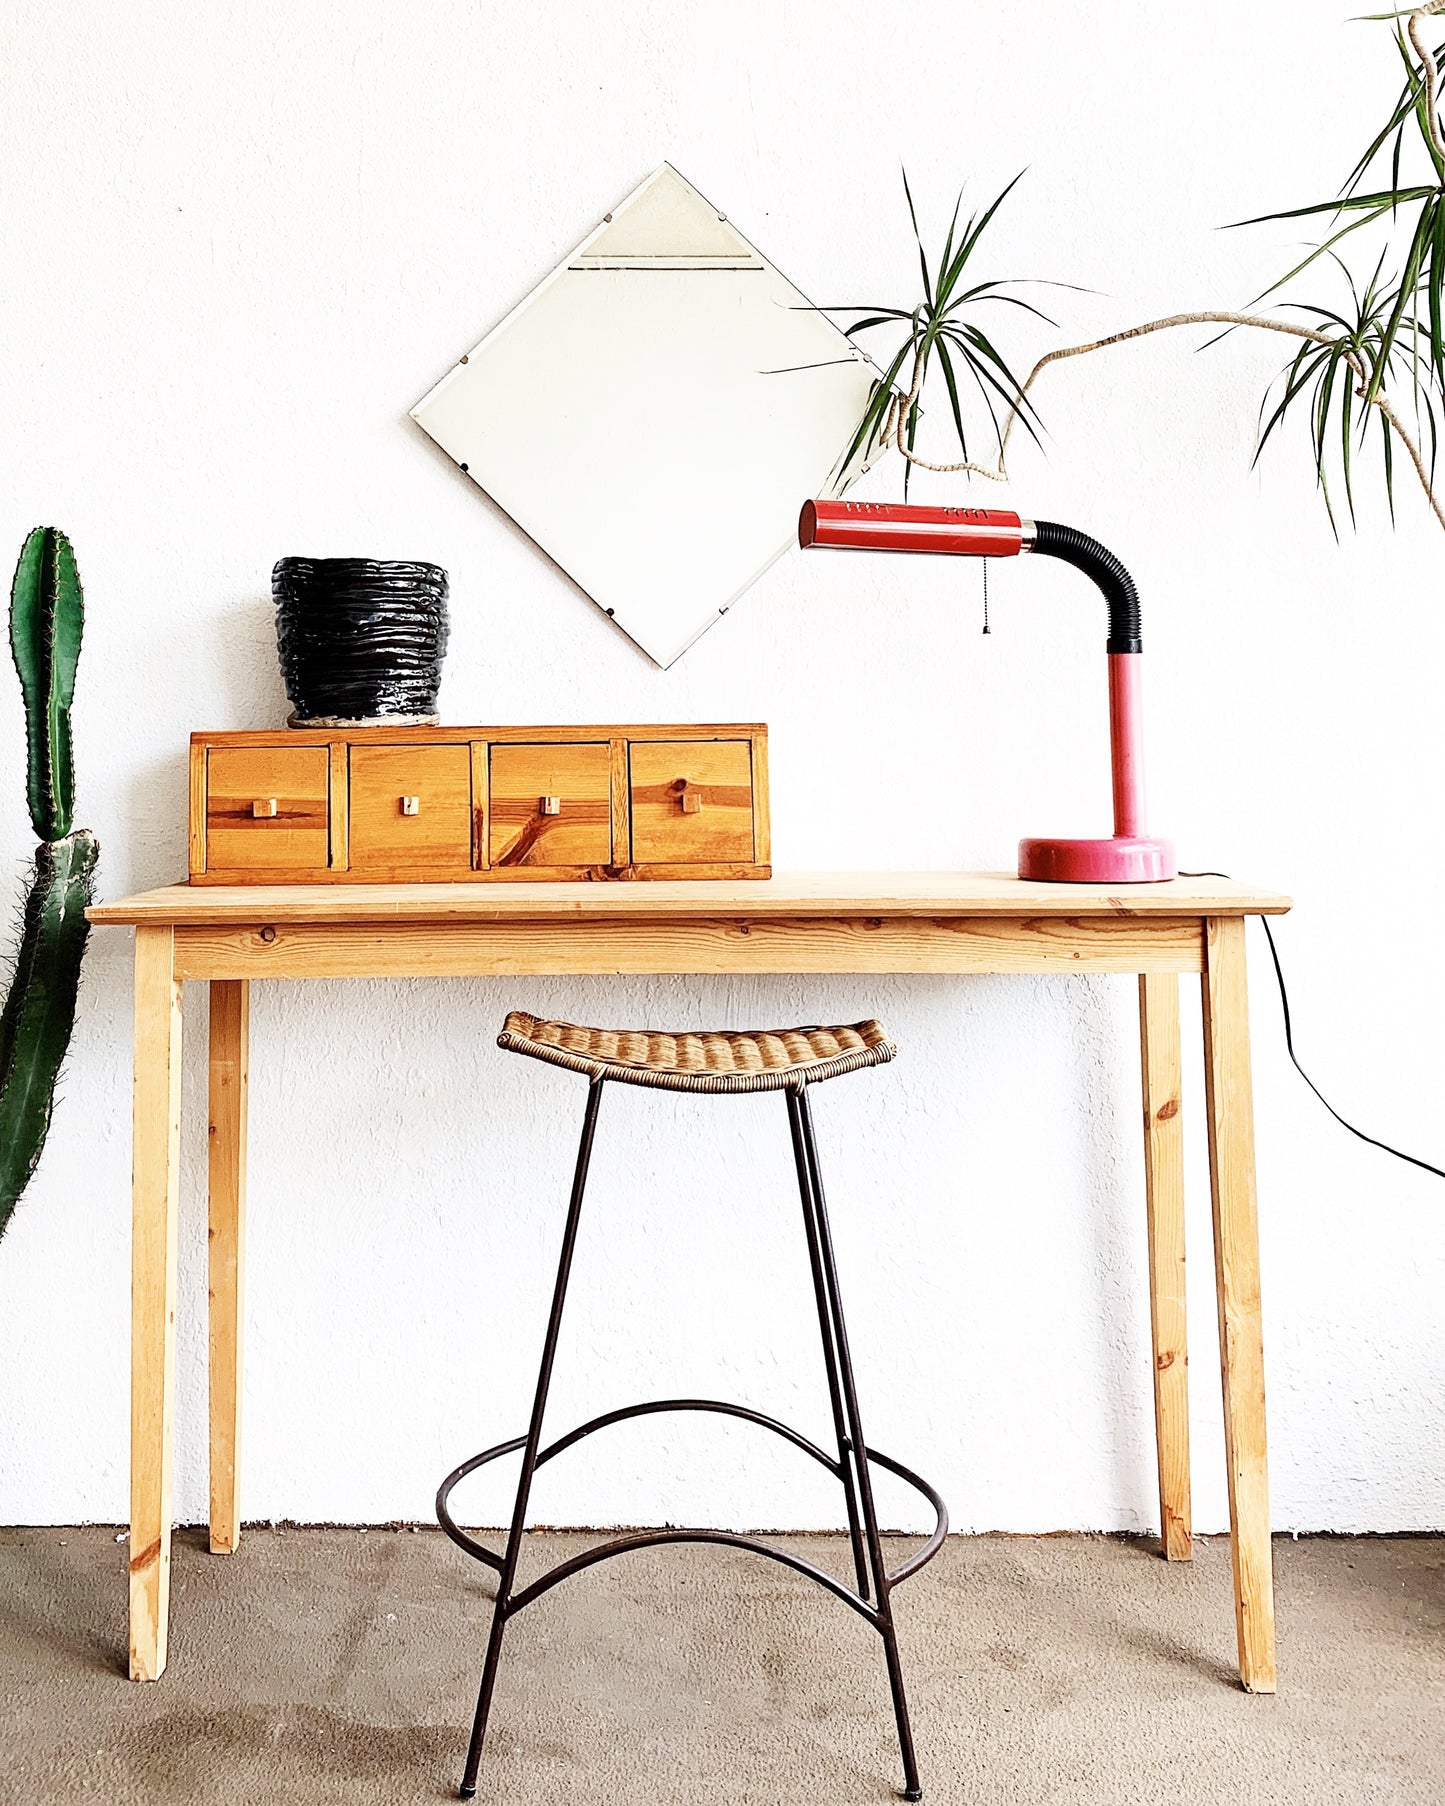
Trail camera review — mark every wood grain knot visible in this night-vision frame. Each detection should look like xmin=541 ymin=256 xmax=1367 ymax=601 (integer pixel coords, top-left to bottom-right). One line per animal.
xmin=129 ymin=1537 xmax=162 ymax=1575
xmin=1156 ymin=1097 xmax=1181 ymax=1120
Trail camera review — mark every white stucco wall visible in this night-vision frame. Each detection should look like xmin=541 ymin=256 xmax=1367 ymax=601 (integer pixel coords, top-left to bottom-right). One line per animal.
xmin=1 ymin=0 xmax=1442 ymax=1536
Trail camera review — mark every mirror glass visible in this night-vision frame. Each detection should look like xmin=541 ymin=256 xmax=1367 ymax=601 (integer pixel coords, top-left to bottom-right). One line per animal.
xmin=412 ymin=164 xmax=887 ymax=667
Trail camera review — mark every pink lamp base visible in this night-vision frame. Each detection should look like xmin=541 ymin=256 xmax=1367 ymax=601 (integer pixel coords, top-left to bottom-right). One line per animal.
xmin=1018 ymin=835 xmax=1177 ymax=884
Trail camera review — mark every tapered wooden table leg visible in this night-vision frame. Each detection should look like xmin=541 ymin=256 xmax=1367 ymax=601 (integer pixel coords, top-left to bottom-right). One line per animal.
xmin=208 ymin=980 xmax=249 ymax=1555
xmin=130 ymin=926 xmax=183 ymax=1681
xmin=1201 ymin=915 xmax=1276 ymax=1693
xmin=1139 ymin=973 xmax=1191 ymax=1562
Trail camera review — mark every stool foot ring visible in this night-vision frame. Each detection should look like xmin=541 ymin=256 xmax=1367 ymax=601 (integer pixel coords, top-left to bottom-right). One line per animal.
xmin=438 ymin=1400 xmax=946 ymax=1792
xmin=437 ymin=1397 xmax=947 ymax=1620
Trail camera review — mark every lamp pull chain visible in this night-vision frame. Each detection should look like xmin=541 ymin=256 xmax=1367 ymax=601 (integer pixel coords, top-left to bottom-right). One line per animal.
xmin=981 ymin=557 xmax=991 ymax=634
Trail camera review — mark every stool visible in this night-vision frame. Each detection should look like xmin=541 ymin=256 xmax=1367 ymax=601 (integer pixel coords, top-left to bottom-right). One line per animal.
xmin=437 ymin=1012 xmax=947 ymax=1800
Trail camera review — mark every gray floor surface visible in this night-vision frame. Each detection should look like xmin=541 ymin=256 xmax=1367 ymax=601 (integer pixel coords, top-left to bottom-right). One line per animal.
xmin=2 ymin=1526 xmax=1443 ymax=1803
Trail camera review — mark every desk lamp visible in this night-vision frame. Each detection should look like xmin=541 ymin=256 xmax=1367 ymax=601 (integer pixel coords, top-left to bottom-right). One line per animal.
xmin=799 ymin=499 xmax=1176 ymax=883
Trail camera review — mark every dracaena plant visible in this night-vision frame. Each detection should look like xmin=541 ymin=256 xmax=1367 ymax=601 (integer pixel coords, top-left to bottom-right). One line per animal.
xmin=838 ymin=4 xmax=1445 ymax=537
xmin=826 ymin=171 xmax=1063 ymax=495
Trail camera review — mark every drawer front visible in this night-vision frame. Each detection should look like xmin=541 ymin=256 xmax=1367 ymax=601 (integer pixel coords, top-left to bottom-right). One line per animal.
xmin=489 ymin=742 xmax=612 ymax=868
xmin=206 ymin=745 xmax=330 ymax=872
xmin=349 ymin=744 xmax=473 ymax=875
xmin=629 ymin=739 xmax=754 ymax=864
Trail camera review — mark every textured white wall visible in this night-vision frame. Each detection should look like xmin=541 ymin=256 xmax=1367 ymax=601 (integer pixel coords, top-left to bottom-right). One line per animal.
xmin=1 ymin=0 xmax=1442 ymax=1536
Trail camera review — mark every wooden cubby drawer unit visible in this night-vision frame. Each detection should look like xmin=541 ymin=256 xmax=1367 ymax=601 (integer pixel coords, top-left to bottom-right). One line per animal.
xmin=204 ymin=745 xmax=331 ymax=874
xmin=190 ymin=725 xmax=768 ymax=883
xmin=349 ymin=744 xmax=474 ymax=876
xmin=489 ymin=742 xmax=612 ymax=871
xmin=628 ymin=739 xmax=756 ymax=864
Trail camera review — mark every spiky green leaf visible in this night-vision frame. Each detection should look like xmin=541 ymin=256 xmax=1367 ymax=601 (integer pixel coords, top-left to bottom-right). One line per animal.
xmin=0 ymin=832 xmax=97 ymax=1239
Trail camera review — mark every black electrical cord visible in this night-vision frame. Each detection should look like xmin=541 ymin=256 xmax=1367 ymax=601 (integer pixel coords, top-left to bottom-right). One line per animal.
xmin=1181 ymin=873 xmax=1445 ymax=1182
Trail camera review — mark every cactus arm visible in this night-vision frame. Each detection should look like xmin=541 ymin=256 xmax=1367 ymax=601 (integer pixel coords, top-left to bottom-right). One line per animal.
xmin=0 ymin=831 xmax=98 ymax=1239
xmin=10 ymin=527 xmax=82 ymax=841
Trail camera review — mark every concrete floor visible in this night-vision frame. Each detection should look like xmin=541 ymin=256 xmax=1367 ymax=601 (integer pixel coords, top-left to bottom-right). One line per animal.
xmin=1 ymin=1528 xmax=1443 ymax=1804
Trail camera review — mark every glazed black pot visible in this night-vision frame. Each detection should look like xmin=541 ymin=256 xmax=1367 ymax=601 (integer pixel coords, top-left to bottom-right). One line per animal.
xmin=272 ymin=557 xmax=449 ymax=726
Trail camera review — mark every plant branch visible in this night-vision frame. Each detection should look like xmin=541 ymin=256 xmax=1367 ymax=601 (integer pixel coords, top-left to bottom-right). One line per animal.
xmin=1408 ymin=2 xmax=1445 ymax=164
xmin=881 ymin=311 xmax=1445 ymax=531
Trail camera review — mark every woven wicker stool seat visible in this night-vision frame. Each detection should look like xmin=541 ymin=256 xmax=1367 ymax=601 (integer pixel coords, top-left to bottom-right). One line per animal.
xmin=498 ymin=1010 xmax=896 ymax=1093
xmin=439 ymin=1008 xmax=939 ymax=1802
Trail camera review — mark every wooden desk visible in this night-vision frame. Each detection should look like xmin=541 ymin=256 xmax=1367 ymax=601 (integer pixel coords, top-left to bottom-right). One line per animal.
xmin=89 ymin=872 xmax=1290 ymax=1692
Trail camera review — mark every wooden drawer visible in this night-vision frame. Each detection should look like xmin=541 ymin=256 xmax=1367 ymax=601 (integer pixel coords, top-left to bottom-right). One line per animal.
xmin=349 ymin=744 xmax=473 ymax=876
xmin=204 ymin=745 xmax=330 ymax=874
xmin=489 ymin=742 xmax=612 ymax=869
xmin=628 ymin=739 xmax=755 ymax=864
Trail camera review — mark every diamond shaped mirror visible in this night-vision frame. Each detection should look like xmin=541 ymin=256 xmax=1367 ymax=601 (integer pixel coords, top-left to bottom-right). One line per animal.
xmin=411 ymin=164 xmax=888 ymax=667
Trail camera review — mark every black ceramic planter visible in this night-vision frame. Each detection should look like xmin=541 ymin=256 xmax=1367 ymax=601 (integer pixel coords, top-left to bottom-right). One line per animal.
xmin=272 ymin=556 xmax=450 ymax=726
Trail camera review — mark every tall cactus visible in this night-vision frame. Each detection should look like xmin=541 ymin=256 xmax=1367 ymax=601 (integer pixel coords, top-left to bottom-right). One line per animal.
xmin=0 ymin=528 xmax=97 ymax=1241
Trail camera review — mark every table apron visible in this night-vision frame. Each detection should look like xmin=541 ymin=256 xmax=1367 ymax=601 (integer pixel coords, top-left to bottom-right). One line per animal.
xmin=170 ymin=914 xmax=1207 ymax=980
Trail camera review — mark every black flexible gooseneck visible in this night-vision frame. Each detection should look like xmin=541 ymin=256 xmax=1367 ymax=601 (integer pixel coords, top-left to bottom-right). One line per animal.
xmin=1029 ymin=520 xmax=1143 ymax=652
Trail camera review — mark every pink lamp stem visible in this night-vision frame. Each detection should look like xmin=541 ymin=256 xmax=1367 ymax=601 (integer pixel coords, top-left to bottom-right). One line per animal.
xmin=1109 ymin=651 xmax=1147 ymax=839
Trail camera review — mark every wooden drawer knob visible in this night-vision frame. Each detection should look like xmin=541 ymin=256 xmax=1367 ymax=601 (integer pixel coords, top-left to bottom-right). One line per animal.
xmin=252 ymin=799 xmax=278 ymax=818
xmin=677 ymin=782 xmax=702 ymax=815
xmin=400 ymin=795 xmax=420 ymax=816
xmin=539 ymin=795 xmax=561 ymax=816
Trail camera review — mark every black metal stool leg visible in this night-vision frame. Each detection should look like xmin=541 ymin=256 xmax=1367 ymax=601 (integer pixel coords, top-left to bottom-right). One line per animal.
xmin=795 ymin=1084 xmax=924 ymax=1803
xmin=459 ymin=1078 xmax=606 ymax=1799
xmin=785 ymin=1088 xmax=871 ymax=1603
